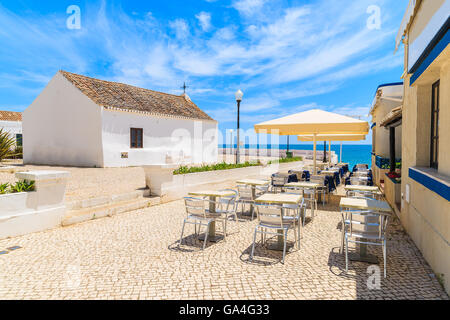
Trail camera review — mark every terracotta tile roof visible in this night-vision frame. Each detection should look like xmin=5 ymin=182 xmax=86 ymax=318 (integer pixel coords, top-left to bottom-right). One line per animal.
xmin=380 ymin=106 xmax=402 ymax=127
xmin=60 ymin=71 xmax=215 ymax=122
xmin=0 ymin=110 xmax=22 ymax=122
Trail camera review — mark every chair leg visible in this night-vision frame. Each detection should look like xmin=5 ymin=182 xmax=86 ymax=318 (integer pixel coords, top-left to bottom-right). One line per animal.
xmin=293 ymin=224 xmax=298 ymax=249
xmin=340 ymin=219 xmax=345 ymax=254
xmin=250 ymin=227 xmax=258 ymax=261
xmin=383 ymin=239 xmax=387 ymax=278
xmin=223 ymin=220 xmax=227 ymax=241
xmin=345 ymin=236 xmax=349 ymax=273
xmin=179 ymin=220 xmax=186 ymax=247
xmin=298 ymin=222 xmax=301 ymax=248
xmin=282 ymin=229 xmax=287 ymax=264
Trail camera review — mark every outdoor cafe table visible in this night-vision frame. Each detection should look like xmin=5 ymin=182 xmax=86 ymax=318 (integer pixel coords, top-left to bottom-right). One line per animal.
xmin=254 ymin=193 xmax=303 ymax=251
xmin=236 ymin=179 xmax=271 ymax=215
xmin=339 ymin=197 xmax=392 ymax=263
xmin=188 ymin=190 xmax=237 ymax=242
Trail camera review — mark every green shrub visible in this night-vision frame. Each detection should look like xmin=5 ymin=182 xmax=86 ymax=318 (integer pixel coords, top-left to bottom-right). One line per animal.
xmin=0 ymin=183 xmax=9 ymax=194
xmin=0 ymin=128 xmax=16 ymax=162
xmin=173 ymin=161 xmax=261 ymax=175
xmin=268 ymin=157 xmax=303 ymax=165
xmin=9 ymin=180 xmax=35 ymax=193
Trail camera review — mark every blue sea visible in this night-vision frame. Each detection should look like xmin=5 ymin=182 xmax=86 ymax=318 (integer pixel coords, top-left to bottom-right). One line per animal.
xmin=221 ymin=144 xmax=373 ymax=170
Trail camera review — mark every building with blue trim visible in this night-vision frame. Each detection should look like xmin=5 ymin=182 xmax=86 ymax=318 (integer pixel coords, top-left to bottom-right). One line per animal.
xmin=396 ymin=0 xmax=450 ymax=294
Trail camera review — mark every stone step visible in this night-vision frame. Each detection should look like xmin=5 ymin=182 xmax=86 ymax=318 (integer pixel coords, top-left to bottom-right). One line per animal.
xmin=66 ymin=189 xmax=151 ymax=211
xmin=62 ymin=196 xmax=160 ymax=227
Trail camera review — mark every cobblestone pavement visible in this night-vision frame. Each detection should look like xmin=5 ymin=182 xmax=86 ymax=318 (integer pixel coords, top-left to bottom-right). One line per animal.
xmin=0 ymin=200 xmax=448 ymax=300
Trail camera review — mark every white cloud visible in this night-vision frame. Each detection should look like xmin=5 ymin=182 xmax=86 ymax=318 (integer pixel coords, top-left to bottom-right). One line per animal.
xmin=196 ymin=12 xmax=212 ymax=31
xmin=169 ymin=19 xmax=189 ymax=39
xmin=232 ymin=0 xmax=269 ymax=17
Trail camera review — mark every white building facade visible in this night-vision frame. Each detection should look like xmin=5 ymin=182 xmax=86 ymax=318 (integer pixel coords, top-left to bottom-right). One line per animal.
xmin=0 ymin=111 xmax=22 ymax=146
xmin=23 ymin=71 xmax=218 ymax=168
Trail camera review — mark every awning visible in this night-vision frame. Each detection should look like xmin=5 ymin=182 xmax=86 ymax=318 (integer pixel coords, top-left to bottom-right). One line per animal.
xmin=254 ymin=109 xmax=369 ymax=174
xmin=297 ymin=134 xmax=366 ymax=142
xmin=380 ymin=106 xmax=403 ymax=128
xmin=254 ymin=109 xmax=369 ymax=135
xmin=395 ymin=0 xmax=420 ymax=52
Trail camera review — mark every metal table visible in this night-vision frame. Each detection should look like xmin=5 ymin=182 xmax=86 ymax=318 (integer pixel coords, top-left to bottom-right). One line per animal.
xmin=188 ymin=190 xmax=237 ymax=242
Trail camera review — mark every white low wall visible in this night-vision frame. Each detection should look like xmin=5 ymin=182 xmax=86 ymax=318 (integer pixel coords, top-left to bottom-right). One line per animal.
xmin=0 ymin=170 xmax=69 ymax=239
xmin=144 ymin=161 xmax=305 ymax=203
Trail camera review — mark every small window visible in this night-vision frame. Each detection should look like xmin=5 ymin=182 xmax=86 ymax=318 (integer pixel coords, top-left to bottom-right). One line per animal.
xmin=16 ymin=134 xmax=23 ymax=147
xmin=430 ymin=80 xmax=439 ymax=169
xmin=130 ymin=128 xmax=143 ymax=149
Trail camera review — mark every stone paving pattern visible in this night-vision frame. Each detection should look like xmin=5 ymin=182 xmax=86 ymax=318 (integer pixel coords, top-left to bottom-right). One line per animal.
xmin=0 ymin=200 xmax=448 ymax=300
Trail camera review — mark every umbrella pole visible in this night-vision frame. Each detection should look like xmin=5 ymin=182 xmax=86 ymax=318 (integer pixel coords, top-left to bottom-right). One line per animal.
xmin=313 ymin=134 xmax=317 ymax=175
xmin=329 ymin=140 xmax=331 ymax=166
xmin=340 ymin=141 xmax=343 ymax=164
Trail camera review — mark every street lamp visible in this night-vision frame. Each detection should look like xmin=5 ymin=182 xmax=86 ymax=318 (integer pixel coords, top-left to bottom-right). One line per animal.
xmin=235 ymin=89 xmax=244 ymax=164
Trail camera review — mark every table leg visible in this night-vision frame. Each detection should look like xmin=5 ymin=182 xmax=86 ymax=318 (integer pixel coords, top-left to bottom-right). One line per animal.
xmin=348 ymin=241 xmax=379 ymax=264
xmin=250 ymin=186 xmax=256 ymax=217
xmin=267 ymin=229 xmax=285 ymax=251
xmin=199 ymin=196 xmax=220 ymax=242
xmin=209 ymin=196 xmax=216 ymax=239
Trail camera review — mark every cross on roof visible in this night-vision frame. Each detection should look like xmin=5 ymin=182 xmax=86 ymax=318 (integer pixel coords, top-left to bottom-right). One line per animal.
xmin=181 ymin=82 xmax=189 ymax=94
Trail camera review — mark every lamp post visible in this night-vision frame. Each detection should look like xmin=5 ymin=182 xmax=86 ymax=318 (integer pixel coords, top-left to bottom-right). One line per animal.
xmin=235 ymin=89 xmax=243 ymax=164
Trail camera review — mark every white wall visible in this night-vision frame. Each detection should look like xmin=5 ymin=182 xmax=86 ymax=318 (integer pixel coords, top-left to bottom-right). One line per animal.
xmin=0 ymin=120 xmax=22 ymax=144
xmin=23 ymin=72 xmax=104 ymax=167
xmin=101 ymin=109 xmax=218 ymax=167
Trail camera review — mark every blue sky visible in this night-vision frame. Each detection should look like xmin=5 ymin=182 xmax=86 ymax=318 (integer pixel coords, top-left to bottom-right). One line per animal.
xmin=0 ymin=0 xmax=408 ymax=145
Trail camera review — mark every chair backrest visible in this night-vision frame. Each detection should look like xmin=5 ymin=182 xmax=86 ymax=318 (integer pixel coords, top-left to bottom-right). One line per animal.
xmin=350 ymin=178 xmax=368 ymax=186
xmin=353 ymin=171 xmax=369 ymax=177
xmin=284 ymin=187 xmax=303 ymax=195
xmin=272 ymin=175 xmax=288 ymax=187
xmin=256 ymin=185 xmax=269 ymax=194
xmin=218 ymin=189 xmax=238 ymax=209
xmin=237 ymin=185 xmax=254 ymax=200
xmin=345 ymin=210 xmax=387 ymax=239
xmin=184 ymin=197 xmax=206 ymax=218
xmin=310 ymin=175 xmax=325 ymax=186
xmin=348 ymin=190 xmax=374 ymax=198
xmin=256 ymin=204 xmax=285 ymax=227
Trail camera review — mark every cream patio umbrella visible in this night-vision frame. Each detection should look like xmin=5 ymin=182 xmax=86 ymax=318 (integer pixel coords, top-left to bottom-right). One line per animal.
xmin=297 ymin=134 xmax=367 ymax=165
xmin=254 ymin=109 xmax=369 ymax=174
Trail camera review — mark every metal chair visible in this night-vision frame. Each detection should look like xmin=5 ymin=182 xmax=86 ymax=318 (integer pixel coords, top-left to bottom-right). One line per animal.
xmin=179 ymin=197 xmax=223 ymax=250
xmin=236 ymin=185 xmax=256 ymax=219
xmin=250 ymin=203 xmax=300 ymax=264
xmin=341 ymin=209 xmax=390 ymax=277
xmin=271 ymin=174 xmax=288 ymax=193
xmin=350 ymin=177 xmax=368 ymax=186
xmin=310 ymin=175 xmax=328 ymax=205
xmin=302 ymin=188 xmax=318 ymax=220
xmin=216 ymin=189 xmax=239 ymax=235
xmin=284 ymin=188 xmax=307 ymax=227
xmin=255 ymin=185 xmax=269 ymax=197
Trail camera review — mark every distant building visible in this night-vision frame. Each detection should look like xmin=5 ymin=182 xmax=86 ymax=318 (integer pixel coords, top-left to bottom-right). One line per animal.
xmin=0 ymin=110 xmax=22 ymax=146
xmin=370 ymin=83 xmax=403 ymax=188
xmin=396 ymin=0 xmax=449 ymax=294
xmin=23 ymin=71 xmax=218 ymax=167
